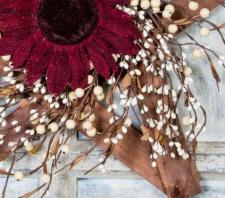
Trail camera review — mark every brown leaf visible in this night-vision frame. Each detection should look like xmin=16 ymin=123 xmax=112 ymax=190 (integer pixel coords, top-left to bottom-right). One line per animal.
xmin=19 ymin=184 xmax=46 ymax=198
xmin=43 ymin=163 xmax=48 ymax=174
xmin=136 ymin=77 xmax=142 ymax=90
xmin=29 ymin=143 xmax=43 ymax=155
xmin=105 ymin=89 xmax=113 ymax=105
xmin=192 ymin=139 xmax=198 ymax=152
xmin=219 ymin=23 xmax=225 ymax=29
xmin=211 ymin=64 xmax=221 ymax=83
xmin=154 ymin=129 xmax=164 ymax=142
xmin=0 ymin=86 xmax=16 ymax=97
xmin=0 ymin=153 xmax=9 ymax=162
xmin=192 ymin=139 xmax=198 ymax=161
xmin=69 ymin=153 xmax=87 ymax=170
xmin=105 ymin=87 xmax=116 ymax=105
xmin=19 ymin=99 xmax=30 ymax=108
xmin=121 ymin=73 xmax=132 ymax=90
xmin=0 ymin=169 xmax=13 ymax=175
xmin=154 ymin=129 xmax=161 ymax=140
xmin=49 ymin=134 xmax=61 ymax=156
xmin=174 ymin=18 xmax=193 ymax=26
xmin=140 ymin=125 xmax=151 ymax=141
xmin=0 ymin=60 xmax=9 ymax=75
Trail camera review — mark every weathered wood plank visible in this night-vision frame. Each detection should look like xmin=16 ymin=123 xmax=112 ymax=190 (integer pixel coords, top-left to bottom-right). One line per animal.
xmin=1 ymin=171 xmax=225 ymax=198
xmin=3 ymin=140 xmax=225 ymax=174
xmin=77 ymin=178 xmax=165 ymax=198
xmin=0 ymin=177 xmax=40 ymax=197
xmin=176 ymin=6 xmax=225 ymax=142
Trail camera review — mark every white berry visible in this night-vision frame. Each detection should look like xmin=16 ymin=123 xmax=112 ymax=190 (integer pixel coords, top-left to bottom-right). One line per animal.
xmin=184 ymin=66 xmax=192 ymax=76
xmin=170 ymin=152 xmax=176 ymax=158
xmin=168 ymin=24 xmax=178 ymax=34
xmin=68 ymin=91 xmax=76 ymax=101
xmin=61 ymin=145 xmax=70 ymax=154
xmin=97 ymin=93 xmax=105 ymax=101
xmin=124 ymin=118 xmax=132 ymax=127
xmin=82 ymin=120 xmax=93 ymax=131
xmin=165 ymin=4 xmax=175 ymax=13
xmin=130 ymin=0 xmax=139 ymax=7
xmin=66 ymin=119 xmax=76 ymax=129
xmin=1 ymin=55 xmax=11 ymax=61
xmin=48 ymin=122 xmax=59 ymax=133
xmin=151 ymin=0 xmax=161 ymax=8
xmin=200 ymin=27 xmax=209 ymax=37
xmin=88 ymin=75 xmax=94 ymax=84
xmin=193 ymin=48 xmax=202 ymax=59
xmin=42 ymin=174 xmax=50 ymax=183
xmin=36 ymin=125 xmax=46 ymax=135
xmin=188 ymin=1 xmax=199 ymax=11
xmin=14 ymin=171 xmax=24 ymax=181
xmin=200 ymin=8 xmax=210 ymax=18
xmin=182 ymin=116 xmax=191 ymax=126
xmin=93 ymin=86 xmax=103 ymax=96
xmin=162 ymin=10 xmax=172 ymax=18
xmin=140 ymin=0 xmax=150 ymax=9
xmin=151 ymin=161 xmax=157 ymax=167
xmin=25 ymin=142 xmax=33 ymax=152
xmin=75 ymin=88 xmax=84 ymax=98
xmin=87 ymin=127 xmax=97 ymax=137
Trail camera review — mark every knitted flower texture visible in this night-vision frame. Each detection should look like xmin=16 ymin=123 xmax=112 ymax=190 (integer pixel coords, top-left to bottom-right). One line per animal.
xmin=0 ymin=0 xmax=139 ymax=94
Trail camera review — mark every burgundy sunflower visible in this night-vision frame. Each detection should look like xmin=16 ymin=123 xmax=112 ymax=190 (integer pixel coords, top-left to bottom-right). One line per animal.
xmin=0 ymin=0 xmax=140 ymax=94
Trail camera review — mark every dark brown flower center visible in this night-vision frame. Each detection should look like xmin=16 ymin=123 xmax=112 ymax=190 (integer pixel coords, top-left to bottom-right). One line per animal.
xmin=37 ymin=0 xmax=98 ymax=45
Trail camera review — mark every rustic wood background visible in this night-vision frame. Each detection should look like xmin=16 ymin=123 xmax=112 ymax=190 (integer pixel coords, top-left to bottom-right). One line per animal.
xmin=0 ymin=5 xmax=225 ymax=198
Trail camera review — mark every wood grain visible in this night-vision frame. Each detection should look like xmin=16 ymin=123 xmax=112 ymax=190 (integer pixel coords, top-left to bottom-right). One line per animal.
xmin=80 ymin=104 xmax=166 ymax=192
xmin=172 ymin=0 xmax=220 ymax=19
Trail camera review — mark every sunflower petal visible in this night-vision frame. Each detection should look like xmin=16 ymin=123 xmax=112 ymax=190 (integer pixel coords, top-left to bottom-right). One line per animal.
xmin=91 ymin=37 xmax=119 ymax=73
xmin=86 ymin=44 xmax=111 ymax=79
xmin=98 ymin=28 xmax=139 ymax=55
xmin=0 ymin=15 xmax=35 ymax=29
xmin=0 ymin=38 xmax=18 ymax=56
xmin=104 ymin=6 xmax=133 ymax=23
xmin=25 ymin=41 xmax=52 ymax=85
xmin=100 ymin=0 xmax=130 ymax=6
xmin=47 ymin=50 xmax=71 ymax=94
xmin=0 ymin=0 xmax=38 ymax=20
xmin=94 ymin=35 xmax=115 ymax=53
xmin=12 ymin=33 xmax=40 ymax=68
xmin=69 ymin=46 xmax=89 ymax=88
xmin=0 ymin=25 xmax=36 ymax=56
xmin=100 ymin=17 xmax=139 ymax=39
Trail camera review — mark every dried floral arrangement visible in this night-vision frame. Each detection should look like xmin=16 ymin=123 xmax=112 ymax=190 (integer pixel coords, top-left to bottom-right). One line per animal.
xmin=0 ymin=0 xmax=224 ymax=197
